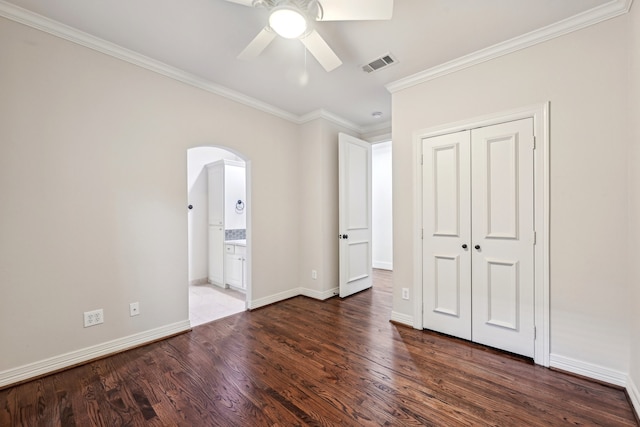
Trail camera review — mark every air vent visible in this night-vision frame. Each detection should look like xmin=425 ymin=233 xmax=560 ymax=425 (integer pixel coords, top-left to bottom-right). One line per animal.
xmin=362 ymin=53 xmax=397 ymax=73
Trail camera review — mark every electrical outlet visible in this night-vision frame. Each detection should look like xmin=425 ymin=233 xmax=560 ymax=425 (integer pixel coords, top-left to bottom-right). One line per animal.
xmin=402 ymin=288 xmax=410 ymax=300
xmin=83 ymin=309 xmax=104 ymax=327
xmin=311 ymin=270 xmax=317 ymax=280
xmin=130 ymin=302 xmax=140 ymax=317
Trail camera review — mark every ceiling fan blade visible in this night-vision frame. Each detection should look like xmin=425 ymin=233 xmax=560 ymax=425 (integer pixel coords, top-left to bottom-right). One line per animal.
xmin=317 ymin=0 xmax=393 ymax=21
xmin=237 ymin=27 xmax=276 ymax=60
xmin=300 ymin=29 xmax=342 ymax=72
xmin=222 ymin=0 xmax=254 ymax=6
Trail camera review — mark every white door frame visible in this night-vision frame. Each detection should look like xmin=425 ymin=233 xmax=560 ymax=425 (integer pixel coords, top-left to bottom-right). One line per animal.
xmin=412 ymin=103 xmax=550 ymax=366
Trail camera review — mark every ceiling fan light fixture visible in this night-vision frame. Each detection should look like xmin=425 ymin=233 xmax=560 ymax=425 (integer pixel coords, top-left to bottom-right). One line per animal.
xmin=269 ymin=7 xmax=307 ymax=39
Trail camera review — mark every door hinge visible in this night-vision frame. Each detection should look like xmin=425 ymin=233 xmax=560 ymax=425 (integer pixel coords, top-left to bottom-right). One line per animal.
xmin=534 ymin=326 xmax=537 ymax=340
xmin=533 ymin=231 xmax=537 ymax=245
xmin=421 ymin=229 xmax=424 ymax=239
xmin=533 ymin=136 xmax=536 ymax=150
xmin=421 ymin=154 xmax=424 ymax=165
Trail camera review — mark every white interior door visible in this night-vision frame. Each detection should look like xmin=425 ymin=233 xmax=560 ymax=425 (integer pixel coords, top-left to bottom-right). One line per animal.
xmin=471 ymin=118 xmax=535 ymax=357
xmin=339 ymin=133 xmax=372 ymax=298
xmin=422 ymin=131 xmax=472 ymax=339
xmin=421 ymin=118 xmax=535 ymax=358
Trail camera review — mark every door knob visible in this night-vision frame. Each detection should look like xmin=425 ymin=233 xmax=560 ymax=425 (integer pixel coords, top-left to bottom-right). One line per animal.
xmin=343 ymin=234 xmax=349 ymax=239
xmin=462 ymin=244 xmax=468 ymax=249
xmin=474 ymin=245 xmax=481 ymax=250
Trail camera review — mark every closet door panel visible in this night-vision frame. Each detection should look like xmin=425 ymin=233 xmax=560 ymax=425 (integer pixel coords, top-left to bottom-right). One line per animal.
xmin=471 ymin=118 xmax=535 ymax=358
xmin=422 ymin=131 xmax=472 ymax=340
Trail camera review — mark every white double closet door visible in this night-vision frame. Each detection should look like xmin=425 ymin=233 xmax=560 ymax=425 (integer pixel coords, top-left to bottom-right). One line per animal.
xmin=422 ymin=118 xmax=535 ymax=358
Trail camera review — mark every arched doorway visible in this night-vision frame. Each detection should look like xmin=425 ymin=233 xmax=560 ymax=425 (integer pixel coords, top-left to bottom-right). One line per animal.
xmin=187 ymin=146 xmax=250 ymax=326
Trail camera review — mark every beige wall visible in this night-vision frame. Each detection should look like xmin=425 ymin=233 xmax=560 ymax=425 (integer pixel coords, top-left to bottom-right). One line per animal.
xmin=391 ymin=16 xmax=630 ymax=373
xmin=628 ymin=0 xmax=640 ymax=409
xmin=298 ymin=119 xmax=358 ymax=298
xmin=0 ymin=17 xmax=300 ymax=372
xmin=298 ymin=120 xmax=325 ymax=294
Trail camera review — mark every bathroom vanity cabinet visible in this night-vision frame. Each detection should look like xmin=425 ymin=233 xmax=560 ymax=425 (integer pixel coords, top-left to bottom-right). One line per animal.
xmin=225 ymin=242 xmax=246 ymax=291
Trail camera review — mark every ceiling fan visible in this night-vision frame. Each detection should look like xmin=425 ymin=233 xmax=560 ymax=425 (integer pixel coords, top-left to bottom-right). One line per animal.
xmin=223 ymin=0 xmax=394 ymax=72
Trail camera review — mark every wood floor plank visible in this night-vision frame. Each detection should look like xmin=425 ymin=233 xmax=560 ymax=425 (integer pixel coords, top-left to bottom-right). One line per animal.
xmin=0 ymin=269 xmax=637 ymax=426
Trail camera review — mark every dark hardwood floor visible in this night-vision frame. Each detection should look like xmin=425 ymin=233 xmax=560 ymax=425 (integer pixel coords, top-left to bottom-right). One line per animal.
xmin=1 ymin=269 xmax=637 ymax=426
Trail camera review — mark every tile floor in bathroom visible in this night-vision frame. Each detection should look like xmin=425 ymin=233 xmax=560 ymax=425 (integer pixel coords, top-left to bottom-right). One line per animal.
xmin=189 ymin=283 xmax=246 ymax=326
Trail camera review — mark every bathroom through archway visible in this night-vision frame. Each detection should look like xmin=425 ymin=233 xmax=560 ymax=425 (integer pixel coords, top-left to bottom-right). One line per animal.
xmin=187 ymin=146 xmax=250 ymax=326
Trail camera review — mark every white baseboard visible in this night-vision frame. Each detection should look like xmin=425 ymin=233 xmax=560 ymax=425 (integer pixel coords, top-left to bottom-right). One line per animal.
xmin=300 ymin=286 xmax=338 ymax=300
xmin=248 ymin=288 xmax=301 ymax=310
xmin=372 ymin=261 xmax=393 ymax=270
xmin=628 ymin=374 xmax=640 ymax=420
xmin=390 ymin=311 xmax=414 ymax=327
xmin=549 ymin=353 xmax=627 ymax=387
xmin=0 ymin=320 xmax=191 ymax=388
xmin=249 ymin=286 xmax=340 ymax=309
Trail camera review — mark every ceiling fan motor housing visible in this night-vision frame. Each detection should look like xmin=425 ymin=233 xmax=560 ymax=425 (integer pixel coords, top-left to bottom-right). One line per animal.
xmin=256 ymin=0 xmax=321 ymax=21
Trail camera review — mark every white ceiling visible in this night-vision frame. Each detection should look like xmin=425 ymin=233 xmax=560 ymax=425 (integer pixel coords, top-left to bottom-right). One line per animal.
xmin=2 ymin=0 xmax=616 ymax=131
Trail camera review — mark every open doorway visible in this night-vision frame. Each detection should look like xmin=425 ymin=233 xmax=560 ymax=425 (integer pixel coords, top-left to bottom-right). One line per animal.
xmin=372 ymin=140 xmax=393 ymax=295
xmin=372 ymin=140 xmax=392 ymax=273
xmin=187 ymin=147 xmax=249 ymax=326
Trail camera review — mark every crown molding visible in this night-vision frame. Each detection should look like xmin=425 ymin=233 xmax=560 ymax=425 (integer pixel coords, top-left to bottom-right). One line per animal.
xmin=1 ymin=0 xmax=630 ymax=134
xmin=362 ymin=129 xmax=392 ymax=144
xmin=0 ymin=0 xmax=390 ymax=137
xmin=296 ymin=109 xmax=392 ymax=136
xmin=0 ymin=1 xmax=397 ymax=137
xmin=0 ymin=0 xmax=301 ymax=123
xmin=298 ymin=109 xmax=361 ymax=132
xmin=386 ymin=0 xmax=633 ymax=93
